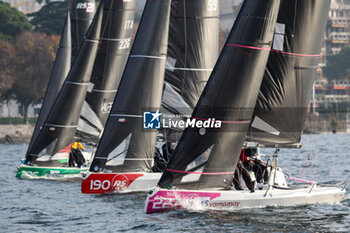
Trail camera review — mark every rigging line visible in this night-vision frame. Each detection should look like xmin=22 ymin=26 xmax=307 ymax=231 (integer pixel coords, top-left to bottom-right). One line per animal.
xmin=166 ymin=169 xmax=235 ymax=175
xmin=226 ymin=43 xmax=321 ymax=57
xmin=182 ymin=0 xmax=187 ymax=99
xmin=292 ymin=0 xmax=298 ymax=49
xmin=101 ymin=0 xmax=113 ymax=39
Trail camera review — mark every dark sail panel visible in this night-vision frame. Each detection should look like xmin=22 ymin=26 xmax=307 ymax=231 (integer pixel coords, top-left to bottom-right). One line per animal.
xmin=247 ymin=0 xmax=331 ymax=146
xmin=70 ymin=0 xmax=96 ymax=59
xmin=158 ymin=0 xmax=281 ymax=190
xmin=26 ymin=13 xmax=72 ymax=157
xmin=75 ymin=0 xmax=136 ymax=142
xmin=163 ymin=0 xmax=219 ymax=110
xmin=90 ymin=0 xmax=171 ymax=173
xmin=26 ymin=2 xmax=104 ymax=165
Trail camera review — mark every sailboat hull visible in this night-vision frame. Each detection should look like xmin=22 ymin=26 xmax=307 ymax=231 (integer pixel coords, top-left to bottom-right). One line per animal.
xmin=16 ymin=164 xmax=88 ymax=179
xmin=145 ymin=186 xmax=346 ymax=214
xmin=81 ymin=172 xmax=162 ymax=194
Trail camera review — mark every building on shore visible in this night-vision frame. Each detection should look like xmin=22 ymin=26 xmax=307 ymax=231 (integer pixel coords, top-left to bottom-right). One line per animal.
xmin=325 ymin=0 xmax=350 ymax=57
xmin=3 ymin=0 xmax=43 ymax=15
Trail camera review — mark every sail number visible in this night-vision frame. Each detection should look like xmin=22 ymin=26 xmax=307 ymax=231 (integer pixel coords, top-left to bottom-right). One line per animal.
xmin=208 ymin=0 xmax=218 ymax=12
xmin=152 ymin=196 xmax=177 ymax=209
xmin=125 ymin=20 xmax=134 ymax=30
xmin=119 ymin=39 xmax=131 ymax=50
xmin=90 ymin=179 xmax=128 ymax=190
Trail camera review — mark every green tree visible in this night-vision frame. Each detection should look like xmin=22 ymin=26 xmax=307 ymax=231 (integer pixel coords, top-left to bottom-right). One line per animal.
xmin=0 ymin=2 xmax=32 ymax=42
xmin=12 ymin=32 xmax=59 ymax=124
xmin=0 ymin=40 xmax=16 ymax=101
xmin=30 ymin=0 xmax=68 ymax=35
xmin=323 ymin=47 xmax=350 ymax=80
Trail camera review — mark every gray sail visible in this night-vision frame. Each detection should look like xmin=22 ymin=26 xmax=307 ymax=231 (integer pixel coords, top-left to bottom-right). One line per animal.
xmin=70 ymin=0 xmax=96 ymax=59
xmin=90 ymin=0 xmax=171 ymax=173
xmin=75 ymin=0 xmax=136 ymax=143
xmin=163 ymin=0 xmax=219 ymax=110
xmin=161 ymin=0 xmax=220 ymax=141
xmin=158 ymin=0 xmax=281 ymax=190
xmin=247 ymin=0 xmax=331 ymax=147
xmin=26 ymin=13 xmax=72 ymax=158
xmin=26 ymin=1 xmax=104 ymax=166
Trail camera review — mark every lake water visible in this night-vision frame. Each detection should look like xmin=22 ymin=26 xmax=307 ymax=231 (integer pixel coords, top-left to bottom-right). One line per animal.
xmin=0 ymin=134 xmax=349 ymax=232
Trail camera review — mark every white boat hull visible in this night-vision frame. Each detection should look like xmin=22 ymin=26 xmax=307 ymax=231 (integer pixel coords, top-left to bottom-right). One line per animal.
xmin=145 ymin=185 xmax=346 ymax=213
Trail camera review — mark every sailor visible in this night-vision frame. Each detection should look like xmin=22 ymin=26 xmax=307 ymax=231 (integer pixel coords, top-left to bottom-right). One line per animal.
xmin=69 ymin=142 xmax=86 ymax=167
xmin=152 ymin=147 xmax=167 ymax=172
xmin=241 ymin=147 xmax=267 ymax=184
xmin=162 ymin=142 xmax=175 ymax=162
xmin=233 ymin=159 xmax=256 ymax=192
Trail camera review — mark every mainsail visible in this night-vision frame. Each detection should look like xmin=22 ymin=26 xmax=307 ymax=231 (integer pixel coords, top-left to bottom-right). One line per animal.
xmin=158 ymin=0 xmax=281 ymax=190
xmin=26 ymin=2 xmax=104 ymax=165
xmin=247 ymin=0 xmax=331 ymax=147
xmin=26 ymin=13 xmax=72 ymax=157
xmin=70 ymin=0 xmax=96 ymax=59
xmin=75 ymin=0 xmax=136 ymax=142
xmin=163 ymin=0 xmax=219 ymax=111
xmin=90 ymin=0 xmax=171 ymax=173
xmin=161 ymin=0 xmax=220 ymax=141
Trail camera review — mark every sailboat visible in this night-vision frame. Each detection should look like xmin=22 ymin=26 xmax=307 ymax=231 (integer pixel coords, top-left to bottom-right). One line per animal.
xmin=17 ymin=0 xmax=136 ymax=179
xmin=145 ymin=0 xmax=346 ymax=214
xmin=16 ymin=1 xmax=104 ymax=179
xmin=81 ymin=0 xmax=171 ymax=194
xmin=81 ymin=0 xmax=220 ymax=194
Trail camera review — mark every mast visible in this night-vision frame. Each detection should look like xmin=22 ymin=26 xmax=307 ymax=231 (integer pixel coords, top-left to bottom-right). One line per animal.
xmin=26 ymin=1 xmax=104 ymax=166
xmin=158 ymin=0 xmax=281 ymax=190
xmin=26 ymin=13 xmax=72 ymax=157
xmin=75 ymin=0 xmax=136 ymax=143
xmin=70 ymin=0 xmax=96 ymax=60
xmin=90 ymin=0 xmax=171 ymax=173
xmin=247 ymin=0 xmax=331 ymax=147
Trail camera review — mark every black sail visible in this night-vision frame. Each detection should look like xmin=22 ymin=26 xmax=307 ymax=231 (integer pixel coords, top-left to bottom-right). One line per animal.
xmin=247 ymin=0 xmax=331 ymax=147
xmin=70 ymin=0 xmax=96 ymax=59
xmin=26 ymin=2 xmax=104 ymax=165
xmin=90 ymin=0 xmax=171 ymax=173
xmin=26 ymin=13 xmax=72 ymax=158
xmin=75 ymin=0 xmax=136 ymax=142
xmin=163 ymin=0 xmax=219 ymax=111
xmin=158 ymin=0 xmax=281 ymax=190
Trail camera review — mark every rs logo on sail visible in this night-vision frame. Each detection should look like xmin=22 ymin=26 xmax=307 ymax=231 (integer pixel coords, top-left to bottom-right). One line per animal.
xmin=76 ymin=3 xmax=95 ymax=13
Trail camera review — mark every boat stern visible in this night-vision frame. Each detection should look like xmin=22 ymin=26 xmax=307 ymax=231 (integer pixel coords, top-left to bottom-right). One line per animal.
xmin=81 ymin=172 xmax=161 ymax=194
xmin=16 ymin=164 xmax=87 ymax=179
xmin=145 ymin=188 xmax=222 ymax=214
